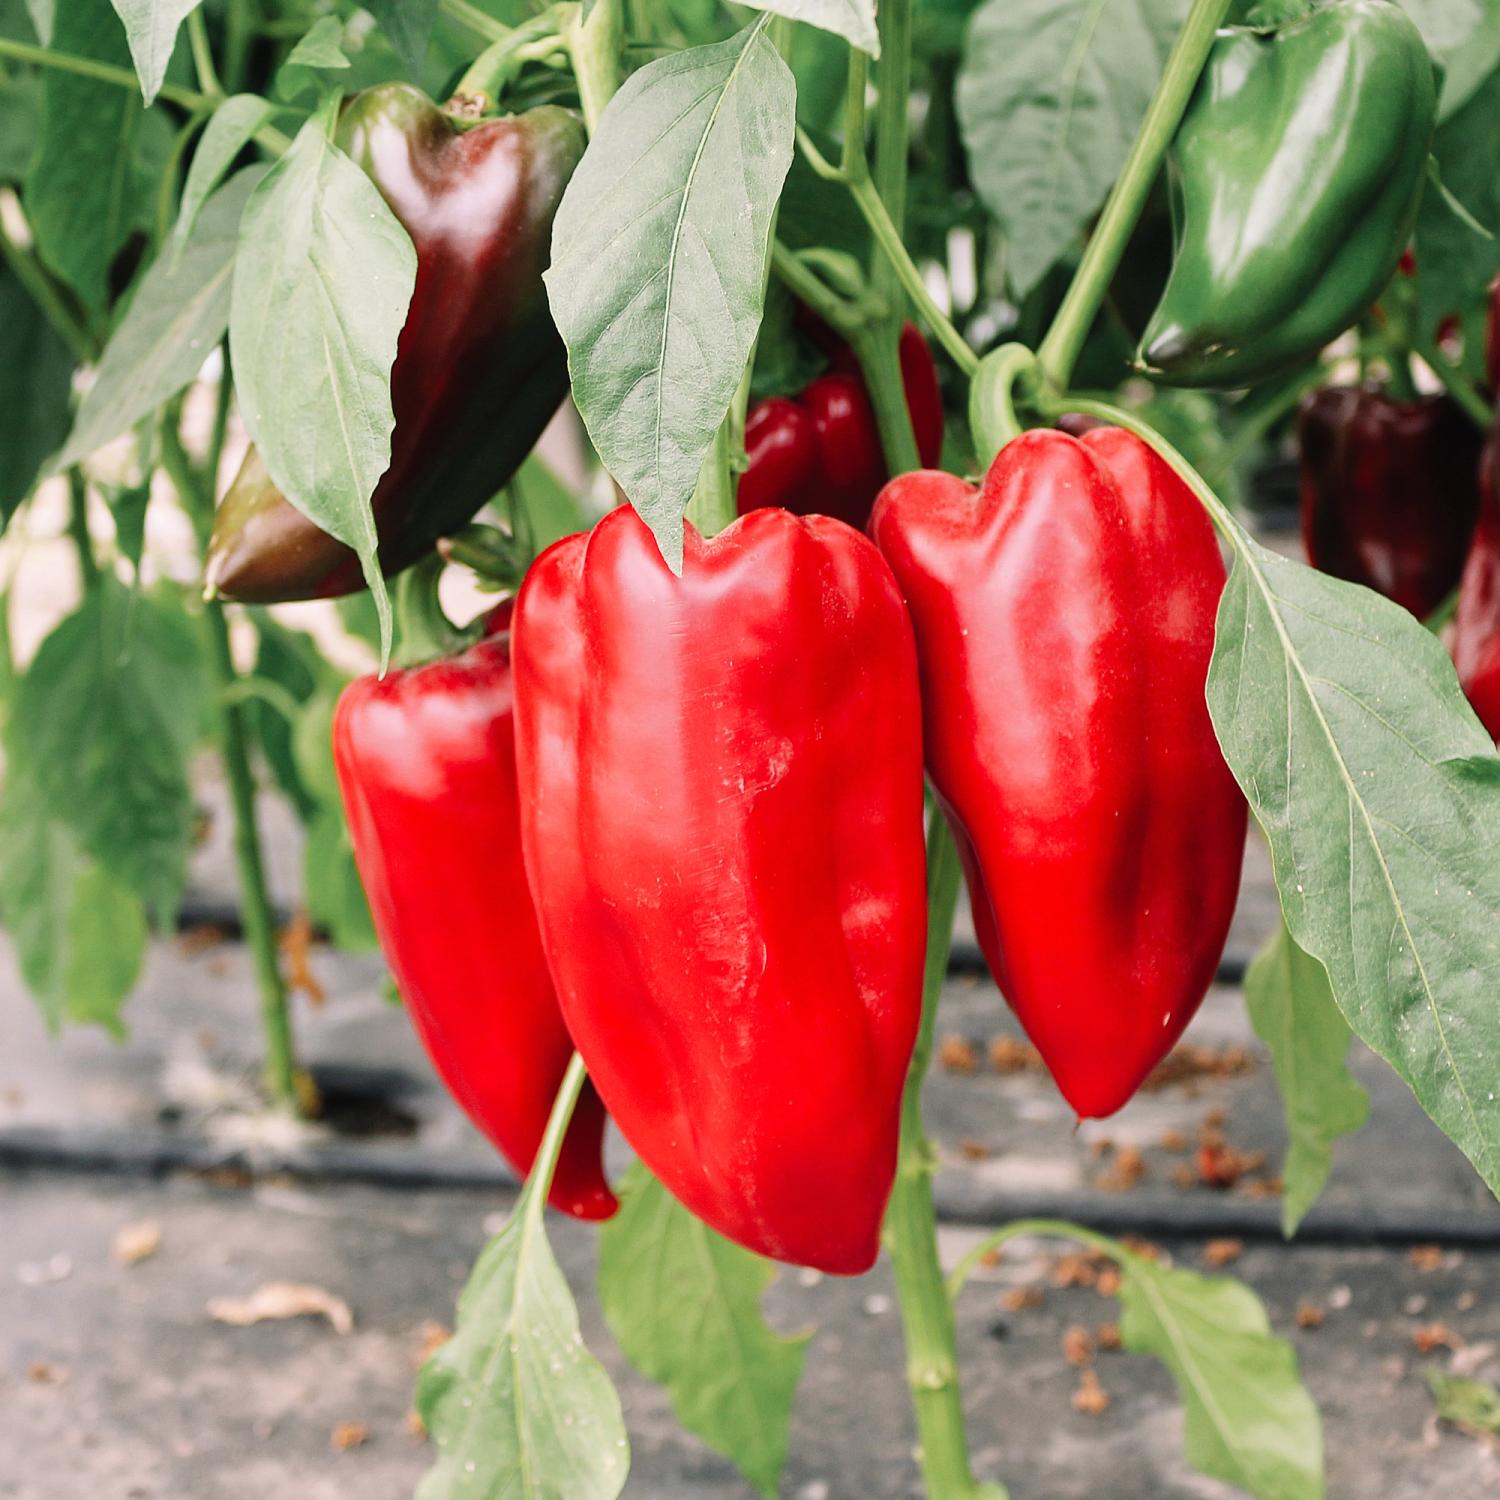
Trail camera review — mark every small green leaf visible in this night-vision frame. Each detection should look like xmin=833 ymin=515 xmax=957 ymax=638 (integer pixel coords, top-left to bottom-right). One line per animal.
xmin=60 ymin=167 xmax=264 ymax=470
xmin=276 ymin=15 xmax=350 ymax=100
xmin=0 ymin=258 xmax=74 ymax=525
xmin=598 ymin=1164 xmax=808 ymax=1498
xmin=741 ymin=0 xmax=877 ymax=55
xmin=545 ymin=20 xmax=795 ymax=569
xmin=1245 ymin=921 xmax=1371 ymax=1237
xmin=304 ymin=806 xmax=377 ymax=952
xmin=7 ymin=578 xmax=208 ymax=921
xmin=0 ymin=765 xmax=147 ymax=1035
xmin=362 ymin=0 xmax=436 ymax=78
xmin=108 ymin=0 xmax=202 ymax=104
xmin=170 ymin=96 xmax=279 ymax=257
xmin=229 ymin=114 xmax=416 ymax=661
xmin=511 ymin=453 xmax=588 ymax=553
xmin=24 ymin=0 xmax=157 ymax=314
xmin=956 ymin=0 xmax=1189 ymax=299
xmin=1208 ymin=537 xmax=1500 ymax=1201
xmin=1120 ymin=1252 xmax=1324 ymax=1500
xmin=246 ymin=614 xmax=329 ymax=822
xmin=1427 ymin=1369 xmax=1500 ymax=1434
xmin=416 ymin=1201 xmax=629 ymax=1500
xmin=107 ymin=481 xmax=151 ymax=573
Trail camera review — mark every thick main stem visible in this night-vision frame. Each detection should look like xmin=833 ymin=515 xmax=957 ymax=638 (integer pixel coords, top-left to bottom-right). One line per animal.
xmin=1035 ymin=0 xmax=1230 ymax=391
xmin=568 ymin=0 xmax=623 ymax=133
xmin=885 ymin=821 xmax=982 ymax=1500
xmin=164 ymin=416 xmax=303 ymax=1113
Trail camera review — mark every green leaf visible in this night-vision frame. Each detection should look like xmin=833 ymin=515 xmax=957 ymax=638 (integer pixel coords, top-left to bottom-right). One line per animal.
xmin=24 ymin=0 xmax=52 ymax=43
xmin=1414 ymin=70 xmax=1500 ymax=327
xmin=1120 ymin=1253 xmax=1324 ymax=1500
xmin=59 ymin=168 xmax=264 ymax=471
xmin=23 ymin=0 xmax=155 ymax=314
xmin=7 ymin=578 xmax=208 ymax=920
xmin=0 ymin=74 xmax=41 ymax=181
xmin=1427 ymin=1369 xmax=1500 ymax=1434
xmin=511 ymin=453 xmax=588 ymax=553
xmin=1396 ymin=0 xmax=1500 ymax=119
xmin=304 ymin=806 xmax=377 ymax=952
xmin=276 ymin=15 xmax=350 ymax=100
xmin=416 ymin=1201 xmax=629 ymax=1500
xmin=1244 ymin=921 xmax=1370 ymax=1237
xmin=107 ymin=480 xmax=151 ymax=573
xmin=0 ymin=259 xmax=75 ymax=525
xmin=246 ymin=614 xmax=328 ymax=822
xmin=0 ymin=764 xmax=148 ymax=1035
xmin=741 ymin=0 xmax=877 ymax=54
xmin=1207 ymin=536 xmax=1500 ymax=1200
xmin=597 ymin=1164 xmax=807 ymax=1498
xmin=108 ymin=0 xmax=202 ymax=104
xmin=229 ymin=113 xmax=416 ymax=661
xmin=956 ymin=0 xmax=1189 ymax=299
xmin=545 ymin=20 xmax=795 ymax=570
xmin=363 ymin=0 xmax=436 ymax=78
xmin=170 ymin=95 xmax=279 ymax=257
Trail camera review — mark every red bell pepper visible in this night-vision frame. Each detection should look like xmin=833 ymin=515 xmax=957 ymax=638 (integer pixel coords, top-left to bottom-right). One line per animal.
xmin=333 ymin=620 xmax=615 ymax=1220
xmin=870 ymin=427 xmax=1246 ymax=1118
xmin=737 ymin=322 xmax=943 ymax=530
xmin=1453 ymin=426 xmax=1500 ymax=742
xmin=511 ymin=505 xmax=927 ymax=1272
xmin=1298 ymin=386 xmax=1481 ymax=619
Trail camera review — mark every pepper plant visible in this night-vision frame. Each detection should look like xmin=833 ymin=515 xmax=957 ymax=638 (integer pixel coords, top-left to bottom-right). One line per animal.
xmin=2 ymin=0 xmax=1500 ymax=1496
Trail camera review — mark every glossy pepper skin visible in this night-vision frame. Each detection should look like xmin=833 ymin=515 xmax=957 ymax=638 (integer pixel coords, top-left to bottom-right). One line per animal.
xmin=332 ymin=620 xmax=615 ymax=1220
xmin=1298 ymin=386 xmax=1481 ymax=618
xmin=1453 ymin=427 xmax=1500 ymax=743
xmin=512 ymin=505 xmax=927 ymax=1272
xmin=870 ymin=428 xmax=1246 ymax=1118
xmin=736 ymin=323 xmax=944 ymax=530
xmin=206 ymin=86 xmax=584 ymax=602
xmin=1138 ymin=0 xmax=1436 ymax=388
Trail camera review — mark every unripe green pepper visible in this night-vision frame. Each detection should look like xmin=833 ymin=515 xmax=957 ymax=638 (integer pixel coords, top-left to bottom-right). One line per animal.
xmin=1138 ymin=0 xmax=1436 ymax=389
xmin=206 ymin=86 xmax=584 ymax=603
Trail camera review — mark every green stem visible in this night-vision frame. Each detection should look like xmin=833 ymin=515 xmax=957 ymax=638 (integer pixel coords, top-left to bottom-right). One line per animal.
xmin=521 ymin=1052 xmax=590 ymax=1222
xmin=441 ymin=0 xmax=513 ymax=42
xmin=567 ymin=0 xmax=622 ymax=133
xmin=162 ymin=417 xmax=303 ymax=1115
xmin=452 ymin=8 xmax=567 ymax=109
xmin=871 ymin=0 xmax=912 ymax=315
xmin=186 ymin=8 xmax=223 ymax=100
xmin=853 ymin=322 xmax=922 ymax=474
xmin=67 ymin=471 xmax=100 ymax=593
xmin=883 ymin=820 xmax=990 ymax=1500
xmin=223 ymin=0 xmax=253 ymax=92
xmin=771 ymin=242 xmax=863 ymax=339
xmin=685 ymin=415 xmax=736 ymax=536
xmin=1202 ymin=361 xmax=1326 ymax=485
xmin=0 ymin=224 xmax=95 ymax=363
xmin=1036 ymin=0 xmax=1230 ymax=391
xmin=946 ymin=1218 xmax=1124 ymax=1303
xmin=1417 ymin=338 xmax=1493 ymax=430
xmin=0 ymin=36 xmax=210 ymax=110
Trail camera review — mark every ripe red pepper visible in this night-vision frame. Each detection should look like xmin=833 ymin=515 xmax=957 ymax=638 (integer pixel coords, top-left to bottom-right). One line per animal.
xmin=737 ymin=322 xmax=944 ymax=530
xmin=332 ymin=618 xmax=615 ymax=1220
xmin=1453 ymin=427 xmax=1500 ymax=743
xmin=511 ymin=505 xmax=927 ymax=1272
xmin=870 ymin=427 xmax=1246 ymax=1118
xmin=206 ymin=87 xmax=585 ymax=602
xmin=1298 ymin=386 xmax=1481 ymax=618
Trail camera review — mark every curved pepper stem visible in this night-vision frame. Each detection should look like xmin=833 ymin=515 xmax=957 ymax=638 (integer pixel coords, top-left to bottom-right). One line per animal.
xmin=394 ymin=553 xmax=475 ymax=668
xmin=968 ymin=342 xmax=1045 ymax=462
xmin=450 ymin=7 xmax=568 ymax=115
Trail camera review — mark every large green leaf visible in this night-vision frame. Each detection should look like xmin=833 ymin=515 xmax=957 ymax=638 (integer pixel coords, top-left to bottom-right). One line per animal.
xmin=1208 ymin=535 xmax=1500 ymax=1199
xmin=598 ymin=1165 xmax=808 ymax=1498
xmin=108 ymin=0 xmax=202 ymax=104
xmin=23 ymin=0 xmax=155 ymax=314
xmin=0 ymin=73 xmax=40 ymax=181
xmin=1396 ymin=0 xmax=1500 ymax=118
xmin=416 ymin=1198 xmax=629 ymax=1500
xmin=742 ymin=0 xmax=877 ymax=53
xmin=0 ymin=768 xmax=147 ymax=1036
xmin=1120 ymin=1252 xmax=1324 ymax=1500
xmin=545 ymin=20 xmax=795 ymax=569
xmin=956 ymin=0 xmax=1188 ymax=299
xmin=7 ymin=579 xmax=208 ymax=920
xmin=169 ymin=95 xmax=280 ymax=257
xmin=0 ymin=259 xmax=74 ymax=524
xmin=363 ymin=0 xmax=437 ymax=78
xmin=59 ymin=168 xmax=264 ymax=470
xmin=229 ymin=113 xmax=416 ymax=658
xmin=1244 ymin=920 xmax=1370 ymax=1236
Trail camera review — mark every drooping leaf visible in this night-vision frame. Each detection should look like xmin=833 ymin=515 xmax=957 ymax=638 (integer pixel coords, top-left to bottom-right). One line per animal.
xmin=59 ymin=168 xmax=264 ymax=470
xmin=229 ymin=113 xmax=416 ymax=660
xmin=275 ymin=15 xmax=350 ymax=101
xmin=741 ymin=0 xmax=877 ymax=54
xmin=363 ymin=0 xmax=437 ymax=78
xmin=545 ymin=20 xmax=795 ymax=569
xmin=1244 ymin=920 xmax=1370 ymax=1236
xmin=0 ymin=259 xmax=75 ymax=525
xmin=7 ymin=578 xmax=208 ymax=921
xmin=170 ymin=96 xmax=279 ymax=257
xmin=598 ymin=1165 xmax=808 ymax=1498
xmin=108 ymin=0 xmax=202 ymax=104
xmin=416 ymin=1199 xmax=629 ymax=1500
xmin=24 ymin=0 xmax=155 ymax=314
xmin=956 ymin=0 xmax=1189 ymax=299
xmin=1120 ymin=1252 xmax=1324 ymax=1500
xmin=0 ymin=771 xmax=147 ymax=1036
xmin=1208 ymin=535 xmax=1500 ymax=1200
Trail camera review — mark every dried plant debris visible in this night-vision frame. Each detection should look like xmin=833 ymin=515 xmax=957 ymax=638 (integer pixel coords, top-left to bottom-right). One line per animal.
xmin=207 ymin=1281 xmax=353 ymax=1335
